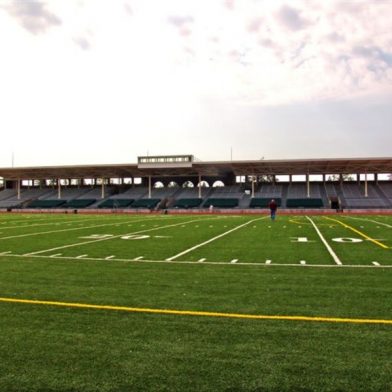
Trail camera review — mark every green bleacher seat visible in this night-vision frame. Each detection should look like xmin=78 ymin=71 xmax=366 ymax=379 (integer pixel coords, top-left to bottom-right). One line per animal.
xmin=286 ymin=198 xmax=324 ymax=208
xmin=204 ymin=198 xmax=239 ymax=208
xmin=172 ymin=198 xmax=203 ymax=209
xmin=249 ymin=198 xmax=282 ymax=208
xmin=63 ymin=199 xmax=96 ymax=208
xmin=98 ymin=199 xmax=134 ymax=208
xmin=129 ymin=198 xmax=161 ymax=209
xmin=27 ymin=199 xmax=67 ymax=208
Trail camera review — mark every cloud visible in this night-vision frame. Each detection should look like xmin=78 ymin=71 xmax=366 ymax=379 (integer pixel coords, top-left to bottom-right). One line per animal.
xmin=3 ymin=0 xmax=61 ymax=34
xmin=223 ymin=0 xmax=235 ymax=11
xmin=168 ymin=15 xmax=194 ymax=37
xmin=124 ymin=2 xmax=133 ymax=16
xmin=275 ymin=5 xmax=309 ymax=31
xmin=247 ymin=17 xmax=263 ymax=33
xmin=73 ymin=36 xmax=91 ymax=51
xmin=168 ymin=15 xmax=194 ymax=28
xmin=353 ymin=46 xmax=392 ymax=67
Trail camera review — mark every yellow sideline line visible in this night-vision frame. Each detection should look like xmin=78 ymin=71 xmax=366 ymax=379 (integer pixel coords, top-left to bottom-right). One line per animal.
xmin=0 ymin=297 xmax=391 ymax=325
xmin=325 ymin=217 xmax=389 ymax=249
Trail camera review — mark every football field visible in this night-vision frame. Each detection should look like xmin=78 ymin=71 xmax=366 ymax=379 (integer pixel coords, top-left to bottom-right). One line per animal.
xmin=0 ymin=213 xmax=391 ymax=391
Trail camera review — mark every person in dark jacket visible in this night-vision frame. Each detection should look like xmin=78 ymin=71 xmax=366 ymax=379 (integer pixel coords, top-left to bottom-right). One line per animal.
xmin=269 ymin=199 xmax=277 ymax=221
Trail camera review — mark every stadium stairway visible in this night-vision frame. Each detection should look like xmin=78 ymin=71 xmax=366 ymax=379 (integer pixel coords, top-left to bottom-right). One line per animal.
xmin=281 ymin=183 xmax=289 ymax=208
xmin=319 ymin=183 xmax=330 ymax=208
xmin=374 ymin=184 xmax=392 ymax=207
xmin=334 ymin=183 xmax=347 ymax=209
xmin=238 ymin=193 xmax=251 ymax=208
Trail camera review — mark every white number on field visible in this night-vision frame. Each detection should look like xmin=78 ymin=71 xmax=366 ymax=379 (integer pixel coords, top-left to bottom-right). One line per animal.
xmin=332 ymin=237 xmax=363 ymax=243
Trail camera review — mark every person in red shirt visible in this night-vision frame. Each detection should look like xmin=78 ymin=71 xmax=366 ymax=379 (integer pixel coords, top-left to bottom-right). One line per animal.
xmin=268 ymin=199 xmax=277 ymax=221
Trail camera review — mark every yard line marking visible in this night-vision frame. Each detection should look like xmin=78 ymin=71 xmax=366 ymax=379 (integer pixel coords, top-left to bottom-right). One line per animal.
xmin=325 ymin=217 xmax=389 ymax=249
xmin=372 ymin=261 xmax=380 ymax=266
xmin=265 ymin=260 xmax=272 ymax=264
xmin=198 ymin=258 xmax=206 ymax=262
xmin=230 ymin=259 xmax=238 ymax=263
xmin=76 ymin=254 xmax=88 ymax=259
xmin=166 ymin=217 xmax=266 ymax=261
xmin=133 ymin=256 xmax=144 ymax=261
xmin=344 ymin=216 xmax=392 ymax=229
xmin=0 ymin=217 xmax=106 ymax=231
xmin=0 ymin=217 xmax=155 ymax=241
xmin=105 ymin=256 xmax=115 ymax=260
xmin=2 ymin=252 xmax=392 ymax=268
xmin=0 ymin=251 xmax=11 ymax=255
xmin=1 ymin=297 xmax=391 ymax=325
xmin=23 ymin=217 xmax=224 ymax=256
xmin=50 ymin=253 xmax=62 ymax=257
xmin=306 ymin=217 xmax=342 ymax=265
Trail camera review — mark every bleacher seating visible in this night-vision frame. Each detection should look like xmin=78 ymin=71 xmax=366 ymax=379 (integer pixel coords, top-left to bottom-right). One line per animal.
xmin=63 ymin=199 xmax=96 ymax=208
xmin=172 ymin=198 xmax=203 ymax=209
xmin=129 ymin=198 xmax=161 ymax=209
xmin=286 ymin=198 xmax=324 ymax=208
xmin=203 ymin=198 xmax=239 ymax=208
xmin=27 ymin=199 xmax=66 ymax=208
xmin=257 ymin=183 xmax=283 ymax=197
xmin=287 ymin=183 xmax=321 ymax=198
xmin=249 ymin=198 xmax=282 ymax=208
xmin=98 ymin=199 xmax=134 ymax=208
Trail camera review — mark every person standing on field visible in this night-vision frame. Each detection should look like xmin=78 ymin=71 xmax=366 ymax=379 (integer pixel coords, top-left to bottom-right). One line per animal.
xmin=269 ymin=199 xmax=277 ymax=221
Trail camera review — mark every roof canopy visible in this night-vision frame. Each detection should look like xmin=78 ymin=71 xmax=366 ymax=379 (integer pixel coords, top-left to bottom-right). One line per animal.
xmin=0 ymin=157 xmax=391 ymax=180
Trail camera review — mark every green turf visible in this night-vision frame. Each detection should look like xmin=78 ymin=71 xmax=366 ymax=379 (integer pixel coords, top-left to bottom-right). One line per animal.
xmin=0 ymin=212 xmax=391 ymax=391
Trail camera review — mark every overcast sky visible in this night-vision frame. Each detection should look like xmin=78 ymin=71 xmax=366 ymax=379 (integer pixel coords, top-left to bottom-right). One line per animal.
xmin=0 ymin=0 xmax=391 ymax=167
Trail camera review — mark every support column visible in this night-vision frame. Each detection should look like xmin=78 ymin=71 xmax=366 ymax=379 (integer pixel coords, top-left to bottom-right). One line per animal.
xmin=198 ymin=174 xmax=202 ymax=199
xmin=375 ymin=173 xmax=378 ymax=185
xmin=101 ymin=179 xmax=105 ymax=199
xmin=306 ymin=173 xmax=310 ymax=198
xmin=57 ymin=179 xmax=61 ymax=199
xmin=148 ymin=176 xmax=151 ymax=199
xmin=364 ymin=172 xmax=368 ymax=197
xmin=251 ymin=175 xmax=255 ymax=198
xmin=17 ymin=179 xmax=21 ymax=200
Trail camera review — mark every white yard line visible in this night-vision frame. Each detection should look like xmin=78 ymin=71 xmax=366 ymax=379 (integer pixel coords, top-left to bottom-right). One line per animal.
xmin=105 ymin=255 xmax=115 ymax=260
xmin=0 ymin=217 xmax=111 ymax=231
xmin=166 ymin=217 xmax=265 ymax=261
xmin=2 ymin=252 xmax=392 ymax=268
xmin=23 ymin=217 xmax=225 ymax=256
xmin=344 ymin=216 xmax=392 ymax=228
xmin=76 ymin=254 xmax=88 ymax=259
xmin=0 ymin=216 xmax=184 ymax=241
xmin=306 ymin=216 xmax=342 ymax=266
xmin=0 ymin=219 xmax=143 ymax=241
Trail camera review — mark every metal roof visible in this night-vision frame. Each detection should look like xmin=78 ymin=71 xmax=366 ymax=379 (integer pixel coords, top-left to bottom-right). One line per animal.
xmin=0 ymin=157 xmax=391 ymax=180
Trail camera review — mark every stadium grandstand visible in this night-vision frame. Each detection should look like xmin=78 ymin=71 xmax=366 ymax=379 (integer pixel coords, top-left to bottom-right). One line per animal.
xmin=0 ymin=155 xmax=391 ymax=212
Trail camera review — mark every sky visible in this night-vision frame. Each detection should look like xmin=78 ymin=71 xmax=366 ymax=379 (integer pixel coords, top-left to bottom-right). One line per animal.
xmin=0 ymin=0 xmax=391 ymax=167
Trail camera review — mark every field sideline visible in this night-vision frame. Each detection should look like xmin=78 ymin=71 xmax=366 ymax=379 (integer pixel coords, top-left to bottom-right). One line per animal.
xmin=0 ymin=213 xmax=391 ymax=391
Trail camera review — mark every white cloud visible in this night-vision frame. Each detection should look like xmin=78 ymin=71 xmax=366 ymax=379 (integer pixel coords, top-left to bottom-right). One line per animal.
xmin=0 ymin=0 xmax=391 ymax=165
xmin=3 ymin=0 xmax=61 ymax=34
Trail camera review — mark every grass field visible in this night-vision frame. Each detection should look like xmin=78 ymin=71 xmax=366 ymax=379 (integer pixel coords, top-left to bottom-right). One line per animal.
xmin=0 ymin=212 xmax=391 ymax=391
